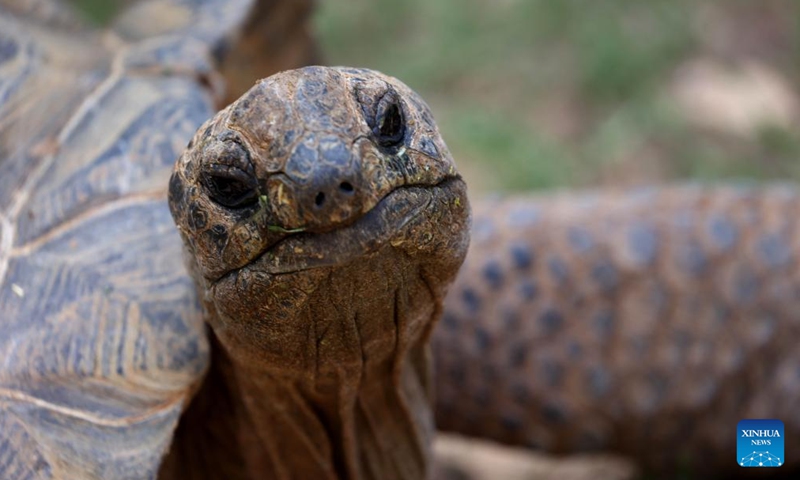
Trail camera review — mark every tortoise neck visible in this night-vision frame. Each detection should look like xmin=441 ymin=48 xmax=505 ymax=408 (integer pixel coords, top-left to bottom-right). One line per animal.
xmin=221 ymin=333 xmax=436 ymax=480
xmin=166 ymin=255 xmax=446 ymax=480
xmin=162 ymin=329 xmax=436 ymax=480
xmin=217 ymin=254 xmax=446 ymax=479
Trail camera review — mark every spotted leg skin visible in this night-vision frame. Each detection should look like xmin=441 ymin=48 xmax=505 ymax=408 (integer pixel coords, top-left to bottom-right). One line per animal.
xmin=434 ymin=185 xmax=800 ymax=477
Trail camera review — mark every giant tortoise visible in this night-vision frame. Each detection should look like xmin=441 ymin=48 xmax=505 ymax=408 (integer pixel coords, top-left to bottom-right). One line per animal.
xmin=1 ymin=0 xmax=799 ymax=479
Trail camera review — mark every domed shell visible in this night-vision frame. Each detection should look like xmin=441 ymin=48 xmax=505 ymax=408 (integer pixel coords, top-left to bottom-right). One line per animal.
xmin=0 ymin=0 xmax=294 ymax=477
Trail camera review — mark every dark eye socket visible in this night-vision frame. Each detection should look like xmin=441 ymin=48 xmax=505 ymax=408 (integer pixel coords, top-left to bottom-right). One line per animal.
xmin=201 ymin=166 xmax=258 ymax=209
xmin=373 ymin=92 xmax=405 ymax=148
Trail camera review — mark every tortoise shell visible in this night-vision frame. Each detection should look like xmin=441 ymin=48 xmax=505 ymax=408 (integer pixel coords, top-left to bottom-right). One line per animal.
xmin=0 ymin=0 xmax=314 ymax=477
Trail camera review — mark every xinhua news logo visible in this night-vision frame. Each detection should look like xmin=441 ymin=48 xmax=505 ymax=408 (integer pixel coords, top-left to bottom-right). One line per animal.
xmin=737 ymin=419 xmax=784 ymax=468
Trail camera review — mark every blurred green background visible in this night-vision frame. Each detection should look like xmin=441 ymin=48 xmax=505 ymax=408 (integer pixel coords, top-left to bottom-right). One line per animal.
xmin=314 ymin=0 xmax=800 ymax=194
xmin=76 ymin=0 xmax=800 ymax=194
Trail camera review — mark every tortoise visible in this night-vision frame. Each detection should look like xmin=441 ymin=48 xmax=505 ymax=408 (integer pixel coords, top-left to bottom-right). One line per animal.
xmin=1 ymin=0 xmax=799 ymax=479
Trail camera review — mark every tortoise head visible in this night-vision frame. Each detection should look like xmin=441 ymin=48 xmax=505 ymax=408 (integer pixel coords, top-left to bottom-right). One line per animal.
xmin=168 ymin=66 xmax=470 ymax=370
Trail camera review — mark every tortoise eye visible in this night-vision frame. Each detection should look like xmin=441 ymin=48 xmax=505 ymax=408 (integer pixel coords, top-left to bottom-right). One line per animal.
xmin=373 ymin=92 xmax=405 ymax=148
xmin=202 ymin=167 xmax=258 ymax=209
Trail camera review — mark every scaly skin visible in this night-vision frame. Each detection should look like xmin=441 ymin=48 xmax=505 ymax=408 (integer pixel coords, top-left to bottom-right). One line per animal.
xmin=435 ymin=185 xmax=800 ymax=478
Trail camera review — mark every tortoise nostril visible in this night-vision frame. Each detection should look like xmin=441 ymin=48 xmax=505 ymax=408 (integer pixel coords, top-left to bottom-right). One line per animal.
xmin=314 ymin=192 xmax=326 ymax=207
xmin=339 ymin=181 xmax=354 ymax=194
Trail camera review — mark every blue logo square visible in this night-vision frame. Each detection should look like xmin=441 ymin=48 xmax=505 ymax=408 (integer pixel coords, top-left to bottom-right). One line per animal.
xmin=737 ymin=419 xmax=784 ymax=467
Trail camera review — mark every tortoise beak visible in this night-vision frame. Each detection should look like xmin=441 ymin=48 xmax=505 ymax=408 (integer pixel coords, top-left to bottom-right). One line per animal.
xmin=269 ymin=134 xmax=367 ymax=233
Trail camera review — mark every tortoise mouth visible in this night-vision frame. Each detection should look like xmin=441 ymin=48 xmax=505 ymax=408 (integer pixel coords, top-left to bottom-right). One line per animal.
xmin=213 ymin=175 xmax=466 ymax=281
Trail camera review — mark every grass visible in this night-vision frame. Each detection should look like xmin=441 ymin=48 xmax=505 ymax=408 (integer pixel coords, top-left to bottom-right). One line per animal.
xmin=71 ymin=0 xmax=119 ymax=24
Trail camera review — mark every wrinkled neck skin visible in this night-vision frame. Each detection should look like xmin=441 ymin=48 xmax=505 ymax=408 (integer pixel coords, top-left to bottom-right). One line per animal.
xmin=221 ymin=252 xmax=441 ymax=480
xmin=163 ymin=241 xmax=464 ymax=480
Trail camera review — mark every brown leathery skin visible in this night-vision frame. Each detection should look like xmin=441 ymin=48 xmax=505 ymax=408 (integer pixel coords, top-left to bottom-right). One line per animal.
xmin=167 ymin=66 xmax=470 ymax=479
xmin=435 ymin=185 xmax=800 ymax=478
